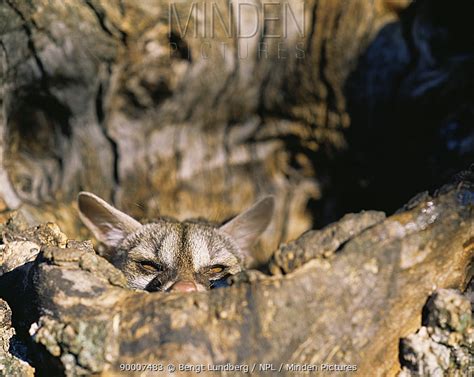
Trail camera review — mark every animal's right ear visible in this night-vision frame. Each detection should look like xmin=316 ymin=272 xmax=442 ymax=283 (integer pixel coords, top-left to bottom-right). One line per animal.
xmin=77 ymin=192 xmax=142 ymax=248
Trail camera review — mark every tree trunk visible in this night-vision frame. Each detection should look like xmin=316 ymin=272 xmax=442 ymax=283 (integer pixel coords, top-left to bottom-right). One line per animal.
xmin=3 ymin=0 xmax=472 ymax=254
xmin=0 ymin=168 xmax=472 ymax=376
xmin=0 ymin=0 xmax=473 ymax=376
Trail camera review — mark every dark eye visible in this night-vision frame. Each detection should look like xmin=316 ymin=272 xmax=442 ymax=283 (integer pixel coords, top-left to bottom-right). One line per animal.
xmin=138 ymin=261 xmax=163 ymax=273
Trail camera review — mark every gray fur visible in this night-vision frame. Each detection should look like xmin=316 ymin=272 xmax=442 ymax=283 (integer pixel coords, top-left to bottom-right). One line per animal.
xmin=77 ymin=192 xmax=274 ymax=292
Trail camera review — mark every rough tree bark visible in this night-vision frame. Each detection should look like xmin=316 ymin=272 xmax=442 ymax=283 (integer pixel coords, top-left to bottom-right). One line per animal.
xmin=3 ymin=0 xmax=471 ymax=250
xmin=0 ymin=166 xmax=472 ymax=376
xmin=0 ymin=0 xmax=473 ymax=376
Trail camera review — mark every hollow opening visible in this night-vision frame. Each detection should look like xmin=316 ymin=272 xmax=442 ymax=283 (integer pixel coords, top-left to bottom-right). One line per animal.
xmin=5 ymin=90 xmax=72 ymax=204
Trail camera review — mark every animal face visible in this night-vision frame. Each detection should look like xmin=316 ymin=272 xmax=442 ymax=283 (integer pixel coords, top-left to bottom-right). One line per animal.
xmin=77 ymin=192 xmax=274 ymax=292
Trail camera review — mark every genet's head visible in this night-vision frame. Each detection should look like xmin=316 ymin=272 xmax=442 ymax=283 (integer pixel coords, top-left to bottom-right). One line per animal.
xmin=77 ymin=192 xmax=274 ymax=293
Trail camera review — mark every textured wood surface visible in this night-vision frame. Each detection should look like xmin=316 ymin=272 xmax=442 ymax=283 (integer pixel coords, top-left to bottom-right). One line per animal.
xmin=0 ymin=172 xmax=469 ymax=376
xmin=0 ymin=0 xmax=407 ymax=256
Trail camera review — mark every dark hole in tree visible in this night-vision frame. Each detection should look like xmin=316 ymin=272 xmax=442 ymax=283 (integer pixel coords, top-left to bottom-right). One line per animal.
xmin=5 ymin=90 xmax=72 ymax=202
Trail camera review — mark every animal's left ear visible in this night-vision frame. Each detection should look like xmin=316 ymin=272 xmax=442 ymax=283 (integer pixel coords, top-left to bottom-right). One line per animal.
xmin=219 ymin=196 xmax=275 ymax=256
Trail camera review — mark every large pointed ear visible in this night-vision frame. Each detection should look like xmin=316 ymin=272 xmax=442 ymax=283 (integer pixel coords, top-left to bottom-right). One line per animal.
xmin=77 ymin=192 xmax=142 ymax=248
xmin=220 ymin=196 xmax=275 ymax=255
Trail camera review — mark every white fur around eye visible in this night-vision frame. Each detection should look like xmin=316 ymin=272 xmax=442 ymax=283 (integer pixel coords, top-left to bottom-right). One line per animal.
xmin=190 ymin=234 xmax=211 ymax=270
xmin=159 ymin=232 xmax=178 ymax=267
xmin=128 ymin=275 xmax=155 ymax=290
